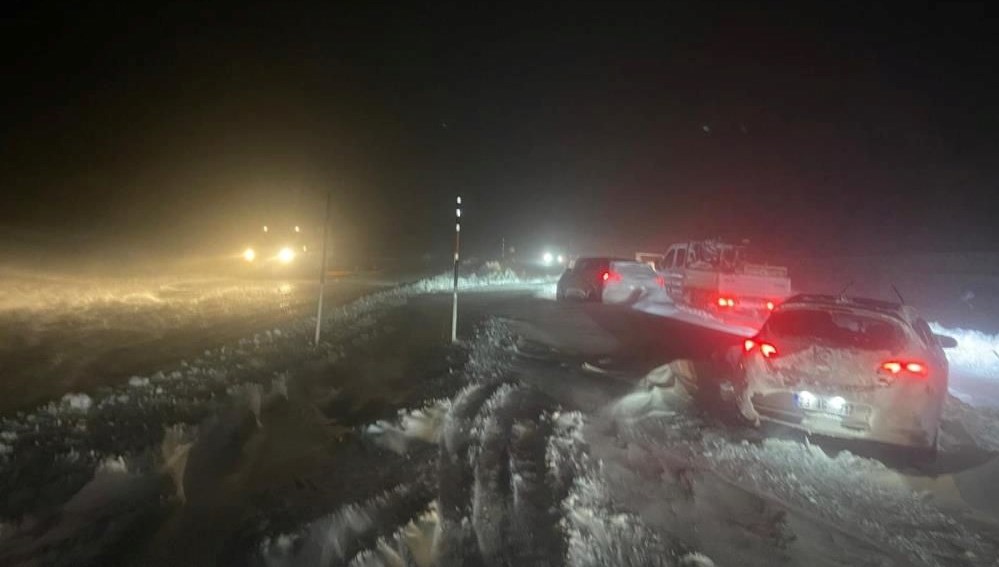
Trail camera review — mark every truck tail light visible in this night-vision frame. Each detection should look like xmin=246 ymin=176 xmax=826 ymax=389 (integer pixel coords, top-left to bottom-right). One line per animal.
xmin=601 ymin=270 xmax=621 ymax=283
xmin=717 ymin=296 xmax=735 ymax=308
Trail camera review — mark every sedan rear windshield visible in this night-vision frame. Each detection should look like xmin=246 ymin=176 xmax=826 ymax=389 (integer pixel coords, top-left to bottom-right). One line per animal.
xmin=767 ymin=309 xmax=906 ymax=351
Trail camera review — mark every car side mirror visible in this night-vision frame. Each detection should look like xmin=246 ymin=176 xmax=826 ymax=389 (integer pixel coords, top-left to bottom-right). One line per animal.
xmin=934 ymin=334 xmax=958 ymax=349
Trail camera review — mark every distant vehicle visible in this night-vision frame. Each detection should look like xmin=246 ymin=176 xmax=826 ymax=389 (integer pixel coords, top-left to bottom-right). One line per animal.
xmin=737 ymin=294 xmax=957 ymax=452
xmin=556 ymin=257 xmax=664 ymax=303
xmin=648 ymin=239 xmax=791 ymax=316
xmin=239 ymin=224 xmax=315 ymax=274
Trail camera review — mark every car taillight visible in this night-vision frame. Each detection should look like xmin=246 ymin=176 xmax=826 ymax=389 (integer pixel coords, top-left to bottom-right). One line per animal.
xmin=881 ymin=360 xmax=927 ymax=377
xmin=744 ymin=339 xmax=777 ymax=358
xmin=717 ymin=296 xmax=735 ymax=308
xmin=656 ymin=275 xmax=665 ymax=287
xmin=601 ymin=270 xmax=621 ymax=283
xmin=766 ymin=301 xmax=775 ymax=311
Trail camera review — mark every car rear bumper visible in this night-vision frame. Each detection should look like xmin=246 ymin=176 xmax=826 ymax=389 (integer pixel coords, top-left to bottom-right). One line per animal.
xmin=750 ymin=388 xmax=941 ymax=449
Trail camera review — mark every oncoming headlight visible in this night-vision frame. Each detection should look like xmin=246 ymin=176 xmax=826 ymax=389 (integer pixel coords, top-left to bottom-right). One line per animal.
xmin=278 ymin=247 xmax=296 ymax=264
xmin=243 ymin=248 xmax=256 ymax=262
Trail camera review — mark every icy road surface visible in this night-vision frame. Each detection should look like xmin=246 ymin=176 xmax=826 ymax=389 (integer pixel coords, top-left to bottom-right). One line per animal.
xmin=1 ymin=277 xmax=998 ymax=566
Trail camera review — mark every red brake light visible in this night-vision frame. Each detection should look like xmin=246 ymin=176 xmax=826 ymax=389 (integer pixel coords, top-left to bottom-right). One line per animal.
xmin=601 ymin=270 xmax=621 ymax=283
xmin=766 ymin=301 xmax=775 ymax=311
xmin=744 ymin=339 xmax=777 ymax=358
xmin=656 ymin=275 xmax=665 ymax=287
xmin=881 ymin=361 xmax=926 ymax=377
xmin=882 ymin=361 xmax=902 ymax=374
xmin=717 ymin=297 xmax=735 ymax=308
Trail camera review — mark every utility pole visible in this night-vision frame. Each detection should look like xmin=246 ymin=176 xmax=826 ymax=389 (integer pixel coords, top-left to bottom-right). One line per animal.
xmin=501 ymin=237 xmax=505 ymax=261
xmin=451 ymin=196 xmax=461 ymax=343
xmin=314 ymin=190 xmax=331 ymax=346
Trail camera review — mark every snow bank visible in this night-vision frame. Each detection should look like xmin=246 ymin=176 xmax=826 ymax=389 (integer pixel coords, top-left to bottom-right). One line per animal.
xmin=547 ymin=408 xmax=709 ymax=567
xmin=259 ymin=486 xmax=438 ymax=567
xmin=931 ymin=323 xmax=999 ymax=407
xmin=407 ymin=270 xmax=557 ymax=294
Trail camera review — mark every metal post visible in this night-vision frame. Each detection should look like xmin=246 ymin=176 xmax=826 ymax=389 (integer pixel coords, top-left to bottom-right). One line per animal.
xmin=501 ymin=237 xmax=505 ymax=261
xmin=314 ymin=190 xmax=331 ymax=346
xmin=451 ymin=196 xmax=461 ymax=343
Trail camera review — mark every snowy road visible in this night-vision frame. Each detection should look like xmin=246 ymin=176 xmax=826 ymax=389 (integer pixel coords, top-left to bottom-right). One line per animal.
xmin=1 ymin=279 xmax=998 ymax=566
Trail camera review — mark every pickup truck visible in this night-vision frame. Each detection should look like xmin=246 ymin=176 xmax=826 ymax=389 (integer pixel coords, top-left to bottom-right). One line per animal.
xmin=640 ymin=240 xmax=792 ymax=316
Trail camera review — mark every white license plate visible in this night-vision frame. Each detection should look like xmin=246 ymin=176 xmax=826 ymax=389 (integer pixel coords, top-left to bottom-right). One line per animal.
xmin=795 ymin=392 xmax=853 ymax=417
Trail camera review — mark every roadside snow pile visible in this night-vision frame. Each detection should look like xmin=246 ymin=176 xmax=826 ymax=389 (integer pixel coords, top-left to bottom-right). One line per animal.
xmin=932 ymin=323 xmax=999 ymax=378
xmin=931 ymin=323 xmax=999 ymax=407
xmin=407 ymin=270 xmax=557 ymax=294
xmin=548 ymin=409 xmax=709 ymax=567
xmin=707 ymin=437 xmax=996 ymax=566
xmin=943 ymin=397 xmax=999 ymax=452
xmin=258 ymin=484 xmax=443 ymax=567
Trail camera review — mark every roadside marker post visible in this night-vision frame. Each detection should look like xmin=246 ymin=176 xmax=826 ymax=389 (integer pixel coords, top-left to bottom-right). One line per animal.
xmin=314 ymin=190 xmax=331 ymax=346
xmin=452 ymin=196 xmax=461 ymax=343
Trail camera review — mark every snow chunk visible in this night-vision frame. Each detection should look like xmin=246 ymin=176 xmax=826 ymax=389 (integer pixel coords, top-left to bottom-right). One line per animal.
xmin=366 ymin=399 xmax=450 ymax=454
xmin=60 ymin=393 xmax=93 ymax=412
xmin=128 ymin=376 xmax=150 ymax=388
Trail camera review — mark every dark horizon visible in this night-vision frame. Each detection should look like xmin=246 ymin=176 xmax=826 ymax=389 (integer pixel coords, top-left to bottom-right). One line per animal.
xmin=2 ymin=2 xmax=998 ymax=265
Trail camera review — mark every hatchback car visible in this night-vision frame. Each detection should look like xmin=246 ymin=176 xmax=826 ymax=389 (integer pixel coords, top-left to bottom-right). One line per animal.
xmin=738 ymin=294 xmax=957 ymax=450
xmin=556 ymin=257 xmax=664 ymax=303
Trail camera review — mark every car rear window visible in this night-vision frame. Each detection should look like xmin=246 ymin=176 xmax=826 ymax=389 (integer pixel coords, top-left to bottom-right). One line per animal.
xmin=610 ymin=261 xmax=657 ymax=277
xmin=767 ymin=309 xmax=906 ymax=351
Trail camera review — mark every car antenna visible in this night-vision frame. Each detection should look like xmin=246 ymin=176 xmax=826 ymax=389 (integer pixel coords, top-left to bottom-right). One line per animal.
xmin=837 ymin=280 xmax=853 ymax=301
xmin=891 ymin=284 xmax=906 ymax=305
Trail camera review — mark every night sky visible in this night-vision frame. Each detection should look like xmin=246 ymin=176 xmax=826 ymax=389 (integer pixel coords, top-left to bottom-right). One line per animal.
xmin=2 ymin=2 xmax=997 ymax=263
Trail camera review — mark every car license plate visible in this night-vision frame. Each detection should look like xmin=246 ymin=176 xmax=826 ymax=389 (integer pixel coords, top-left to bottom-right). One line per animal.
xmin=794 ymin=392 xmax=853 ymax=417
